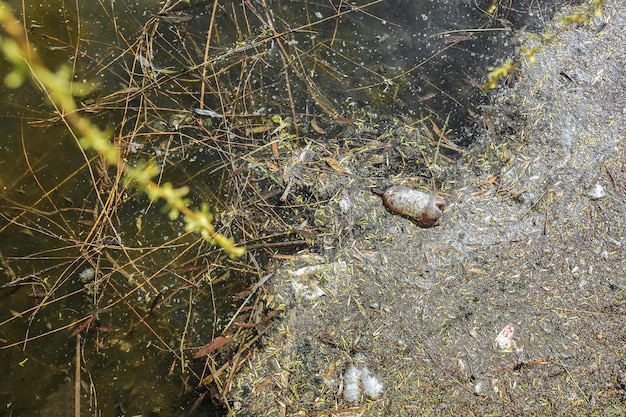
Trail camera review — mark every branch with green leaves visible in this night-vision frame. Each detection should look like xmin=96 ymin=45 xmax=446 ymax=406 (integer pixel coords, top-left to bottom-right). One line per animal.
xmin=0 ymin=2 xmax=244 ymax=257
xmin=483 ymin=0 xmax=605 ymax=91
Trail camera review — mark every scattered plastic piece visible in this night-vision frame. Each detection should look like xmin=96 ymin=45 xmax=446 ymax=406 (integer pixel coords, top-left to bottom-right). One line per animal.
xmin=360 ymin=367 xmax=384 ymax=398
xmin=494 ymin=323 xmax=523 ymax=353
xmin=586 ymin=182 xmax=606 ymax=200
xmin=291 ymin=281 xmax=325 ymax=301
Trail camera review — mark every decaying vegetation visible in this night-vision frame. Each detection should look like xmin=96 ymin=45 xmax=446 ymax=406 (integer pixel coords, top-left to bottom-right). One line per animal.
xmin=1 ymin=0 xmax=619 ymax=416
xmin=0 ymin=0 xmax=465 ymax=413
xmin=227 ymin=1 xmax=626 ymax=415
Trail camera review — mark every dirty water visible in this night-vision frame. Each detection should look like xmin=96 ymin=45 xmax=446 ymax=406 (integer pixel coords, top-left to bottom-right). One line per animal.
xmin=0 ymin=0 xmax=589 ymax=416
xmin=228 ymin=0 xmax=626 ymax=415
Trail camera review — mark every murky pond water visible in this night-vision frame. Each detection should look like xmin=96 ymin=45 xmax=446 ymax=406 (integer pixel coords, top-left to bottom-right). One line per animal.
xmin=1 ymin=0 xmax=562 ymax=415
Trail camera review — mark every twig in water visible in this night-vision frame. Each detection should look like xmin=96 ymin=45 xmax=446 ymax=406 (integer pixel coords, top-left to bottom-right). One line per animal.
xmin=75 ymin=335 xmax=81 ymax=417
xmin=222 ymin=272 xmax=274 ymax=334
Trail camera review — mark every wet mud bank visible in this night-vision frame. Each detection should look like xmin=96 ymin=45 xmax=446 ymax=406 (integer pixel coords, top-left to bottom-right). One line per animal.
xmin=229 ymin=1 xmax=625 ymax=415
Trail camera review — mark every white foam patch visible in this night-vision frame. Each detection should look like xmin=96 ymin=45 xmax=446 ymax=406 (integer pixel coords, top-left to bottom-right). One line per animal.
xmin=343 ymin=364 xmax=361 ymax=402
xmin=360 ymin=367 xmax=383 ymax=399
xmin=343 ymin=363 xmax=383 ymax=402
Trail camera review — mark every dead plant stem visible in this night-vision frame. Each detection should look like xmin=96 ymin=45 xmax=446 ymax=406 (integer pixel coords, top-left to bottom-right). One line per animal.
xmin=75 ymin=335 xmax=81 ymax=417
xmin=222 ymin=272 xmax=274 ymax=335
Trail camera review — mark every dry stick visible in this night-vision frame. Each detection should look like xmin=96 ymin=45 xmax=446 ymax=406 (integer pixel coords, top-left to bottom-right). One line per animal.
xmin=199 ymin=0 xmax=219 ymax=112
xmin=421 ymin=340 xmax=475 ymax=395
xmin=543 ymin=191 xmax=551 ymax=235
xmin=197 ymin=2 xmax=238 ymax=169
xmin=276 ymin=42 xmax=299 ymax=138
xmin=244 ymin=239 xmax=309 ymax=250
xmin=20 ymin=134 xmax=75 ymax=238
xmin=421 ymin=76 xmax=465 ymax=109
xmin=215 ymin=295 xmax=271 ymax=408
xmin=1 ymin=317 xmax=84 ymax=350
xmin=75 ymin=335 xmax=81 ymax=417
xmin=348 ymin=41 xmax=459 ymax=92
xmin=179 ymin=290 xmax=194 ymax=376
xmin=206 ymin=263 xmax=219 ymax=342
xmin=521 ymin=181 xmax=561 ymax=219
xmin=546 ymin=307 xmax=625 ymax=316
xmin=260 ymin=0 xmax=299 ymax=138
xmin=69 ymin=0 xmax=82 ymax=95
xmin=12 ymin=17 xmax=111 ymax=238
xmin=0 ymin=285 xmax=81 ymax=331
xmin=220 ymin=332 xmax=261 ymax=404
xmin=550 ymin=345 xmax=591 ymax=404
xmin=105 ymin=279 xmax=182 ymax=362
xmin=327 ymin=0 xmax=340 ymax=47
xmin=222 ymin=272 xmax=274 ymax=335
xmin=101 ymin=233 xmax=200 ymax=304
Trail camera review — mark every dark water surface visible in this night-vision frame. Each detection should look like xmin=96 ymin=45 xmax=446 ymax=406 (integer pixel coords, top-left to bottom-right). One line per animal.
xmin=1 ymin=0 xmax=562 ymax=415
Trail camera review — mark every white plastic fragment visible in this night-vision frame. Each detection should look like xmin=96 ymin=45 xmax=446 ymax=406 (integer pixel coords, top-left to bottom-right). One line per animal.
xmin=474 ymin=381 xmax=484 ymax=396
xmin=338 ymin=195 xmax=352 ymax=214
xmin=79 ymin=267 xmax=95 ymax=281
xmin=129 ymin=141 xmax=142 ymax=153
xmin=290 ymin=264 xmax=327 ymax=277
xmin=289 ymin=260 xmax=346 ymax=278
xmin=291 ymin=281 xmax=325 ymax=301
xmin=586 ymin=182 xmax=606 ymax=200
xmin=494 ymin=323 xmax=523 ymax=353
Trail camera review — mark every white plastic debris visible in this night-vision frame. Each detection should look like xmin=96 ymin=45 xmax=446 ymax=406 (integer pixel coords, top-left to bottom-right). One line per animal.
xmin=291 ymin=281 xmax=325 ymax=301
xmin=586 ymin=182 xmax=606 ymax=200
xmin=474 ymin=381 xmax=484 ymax=396
xmin=291 ymin=264 xmax=326 ymax=277
xmin=288 ymin=260 xmax=346 ymax=301
xmin=128 ymin=141 xmax=142 ymax=153
xmin=289 ymin=260 xmax=346 ymax=278
xmin=338 ymin=195 xmax=352 ymax=214
xmin=494 ymin=323 xmax=523 ymax=353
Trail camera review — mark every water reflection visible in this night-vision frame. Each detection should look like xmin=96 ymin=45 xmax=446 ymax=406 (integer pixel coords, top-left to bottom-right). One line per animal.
xmin=0 ymin=1 xmax=234 ymax=415
xmin=1 ymin=0 xmax=560 ymax=415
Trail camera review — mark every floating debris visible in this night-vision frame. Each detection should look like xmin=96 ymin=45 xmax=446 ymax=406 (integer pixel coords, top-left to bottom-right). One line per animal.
xmin=342 ymin=363 xmax=383 ymax=402
xmin=79 ymin=267 xmax=95 ymax=282
xmin=192 ymin=108 xmax=224 ymax=118
xmin=343 ymin=365 xmax=361 ymax=402
xmin=291 ymin=281 xmax=325 ymax=301
xmin=157 ymin=11 xmax=194 ymax=24
xmin=375 ymin=185 xmax=446 ymax=226
xmin=494 ymin=323 xmax=523 ymax=353
xmin=585 ymin=182 xmax=606 ymax=200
